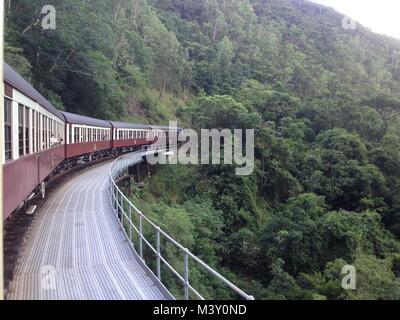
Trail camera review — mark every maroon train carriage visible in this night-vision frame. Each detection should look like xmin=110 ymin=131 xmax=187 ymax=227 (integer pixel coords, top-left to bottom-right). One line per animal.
xmin=62 ymin=111 xmax=112 ymax=160
xmin=110 ymin=121 xmax=154 ymax=150
xmin=2 ymin=63 xmax=175 ymax=221
xmin=3 ymin=63 xmax=66 ymax=220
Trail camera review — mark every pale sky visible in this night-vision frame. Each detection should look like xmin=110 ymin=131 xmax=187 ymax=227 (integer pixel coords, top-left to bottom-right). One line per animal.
xmin=310 ymin=0 xmax=400 ymax=39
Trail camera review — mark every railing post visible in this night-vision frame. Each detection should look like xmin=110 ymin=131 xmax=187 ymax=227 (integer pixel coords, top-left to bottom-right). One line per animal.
xmin=156 ymin=227 xmax=161 ymax=280
xmin=139 ymin=214 xmax=143 ymax=260
xmin=184 ymin=248 xmax=189 ymax=300
xmin=115 ymin=187 xmax=118 ymax=212
xmin=120 ymin=193 xmax=124 ymax=224
xmin=129 ymin=205 xmax=132 ymax=243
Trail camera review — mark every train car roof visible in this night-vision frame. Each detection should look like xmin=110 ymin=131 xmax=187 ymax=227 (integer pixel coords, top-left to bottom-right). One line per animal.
xmin=62 ymin=112 xmax=112 ymax=128
xmin=150 ymin=125 xmax=182 ymax=131
xmin=109 ymin=121 xmax=152 ymax=130
xmin=3 ymin=63 xmax=64 ymax=120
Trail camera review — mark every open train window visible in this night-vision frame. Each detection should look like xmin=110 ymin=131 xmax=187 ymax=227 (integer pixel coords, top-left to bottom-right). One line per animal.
xmin=74 ymin=127 xmax=79 ymax=143
xmin=69 ymin=125 xmax=72 ymax=144
xmin=4 ymin=98 xmax=12 ymax=160
xmin=42 ymin=116 xmax=45 ymax=149
xmin=25 ymin=107 xmax=29 ymax=154
xmin=32 ymin=110 xmax=36 ymax=152
xmin=18 ymin=104 xmax=24 ymax=156
xmin=37 ymin=113 xmax=40 ymax=151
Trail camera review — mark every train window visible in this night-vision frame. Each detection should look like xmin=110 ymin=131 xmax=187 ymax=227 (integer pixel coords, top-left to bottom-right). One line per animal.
xmin=25 ymin=108 xmax=30 ymax=154
xmin=43 ymin=116 xmax=47 ymax=149
xmin=119 ymin=130 xmax=123 ymax=140
xmin=42 ymin=116 xmax=46 ymax=149
xmin=45 ymin=117 xmax=48 ymax=146
xmin=47 ymin=118 xmax=50 ymax=147
xmin=18 ymin=104 xmax=24 ymax=156
xmin=74 ymin=127 xmax=79 ymax=143
xmin=40 ymin=115 xmax=43 ymax=150
xmin=44 ymin=115 xmax=46 ymax=150
xmin=50 ymin=120 xmax=53 ymax=145
xmin=36 ymin=113 xmax=40 ymax=152
xmin=4 ymin=98 xmax=12 ymax=160
xmin=32 ymin=110 xmax=36 ymax=153
xmin=69 ymin=125 xmax=72 ymax=144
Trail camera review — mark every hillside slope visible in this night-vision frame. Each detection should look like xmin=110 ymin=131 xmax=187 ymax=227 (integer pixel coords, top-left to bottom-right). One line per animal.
xmin=5 ymin=0 xmax=400 ymax=299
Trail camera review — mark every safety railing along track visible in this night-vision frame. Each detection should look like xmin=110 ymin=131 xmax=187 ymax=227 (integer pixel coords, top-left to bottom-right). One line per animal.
xmin=108 ymin=145 xmax=254 ymax=300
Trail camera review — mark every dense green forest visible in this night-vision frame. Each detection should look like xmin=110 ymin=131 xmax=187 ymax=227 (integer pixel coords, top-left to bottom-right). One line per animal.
xmin=5 ymin=0 xmax=400 ymax=299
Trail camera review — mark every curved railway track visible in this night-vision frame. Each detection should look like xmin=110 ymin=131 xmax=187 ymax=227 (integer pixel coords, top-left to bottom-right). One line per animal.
xmin=6 ymin=159 xmax=171 ymax=300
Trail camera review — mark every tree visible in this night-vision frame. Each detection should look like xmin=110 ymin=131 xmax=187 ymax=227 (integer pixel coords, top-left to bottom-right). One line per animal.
xmin=188 ymin=95 xmax=261 ymax=129
xmin=363 ymin=95 xmax=400 ymax=124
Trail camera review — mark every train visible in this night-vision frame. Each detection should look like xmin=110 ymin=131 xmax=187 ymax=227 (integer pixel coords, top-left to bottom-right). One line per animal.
xmin=2 ymin=62 xmax=173 ymax=221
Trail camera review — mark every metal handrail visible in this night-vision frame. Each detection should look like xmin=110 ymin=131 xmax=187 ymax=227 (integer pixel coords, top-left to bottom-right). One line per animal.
xmin=108 ymin=145 xmax=254 ymax=300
